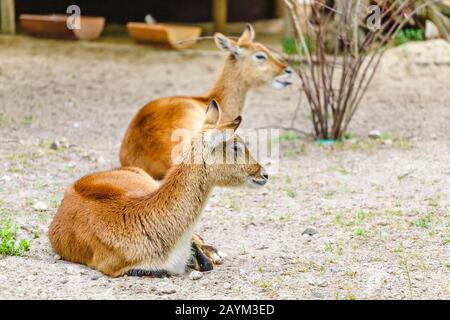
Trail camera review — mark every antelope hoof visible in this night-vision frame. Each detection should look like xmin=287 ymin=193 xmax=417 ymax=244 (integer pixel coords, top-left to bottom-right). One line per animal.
xmin=202 ymin=245 xmax=227 ymax=265
xmin=190 ymin=235 xmax=228 ymax=272
xmin=197 ymin=248 xmax=214 ymax=272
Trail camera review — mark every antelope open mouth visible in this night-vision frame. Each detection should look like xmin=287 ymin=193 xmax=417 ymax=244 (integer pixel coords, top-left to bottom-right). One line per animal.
xmin=250 ymin=177 xmax=268 ymax=186
xmin=272 ymin=77 xmax=293 ymax=89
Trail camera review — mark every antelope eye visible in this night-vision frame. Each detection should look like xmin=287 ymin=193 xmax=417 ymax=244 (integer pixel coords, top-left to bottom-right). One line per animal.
xmin=253 ymin=52 xmax=268 ymax=61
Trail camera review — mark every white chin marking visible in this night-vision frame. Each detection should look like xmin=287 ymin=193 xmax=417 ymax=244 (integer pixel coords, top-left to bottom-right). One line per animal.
xmin=271 ymin=78 xmax=291 ymax=89
xmin=247 ymin=177 xmax=267 ymax=187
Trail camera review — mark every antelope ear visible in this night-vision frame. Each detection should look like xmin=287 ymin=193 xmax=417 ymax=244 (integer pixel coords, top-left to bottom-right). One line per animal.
xmin=238 ymin=24 xmax=255 ymax=44
xmin=204 ymin=99 xmax=221 ymax=126
xmin=214 ymin=116 xmax=241 ymax=144
xmin=214 ymin=33 xmax=244 ymax=58
xmin=226 ymin=115 xmax=242 ymax=133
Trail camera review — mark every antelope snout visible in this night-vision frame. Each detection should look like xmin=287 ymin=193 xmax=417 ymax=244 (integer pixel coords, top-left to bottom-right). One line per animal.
xmin=250 ymin=170 xmax=269 ymax=186
xmin=272 ymin=67 xmax=294 ymax=89
xmin=284 ymin=67 xmax=294 ymax=75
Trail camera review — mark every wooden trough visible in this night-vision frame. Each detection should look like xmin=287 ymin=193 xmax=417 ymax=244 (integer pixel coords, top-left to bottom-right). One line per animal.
xmin=19 ymin=14 xmax=105 ymax=40
xmin=127 ymin=22 xmax=202 ymax=49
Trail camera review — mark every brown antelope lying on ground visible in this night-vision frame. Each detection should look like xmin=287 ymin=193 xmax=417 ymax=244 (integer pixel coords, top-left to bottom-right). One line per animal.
xmin=119 ymin=25 xmax=291 ymax=269
xmin=49 ymin=101 xmax=268 ymax=277
xmin=119 ymin=24 xmax=293 ymax=179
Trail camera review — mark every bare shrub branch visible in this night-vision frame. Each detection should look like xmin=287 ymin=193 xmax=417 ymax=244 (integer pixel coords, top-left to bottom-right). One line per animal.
xmin=284 ymin=0 xmax=440 ymax=139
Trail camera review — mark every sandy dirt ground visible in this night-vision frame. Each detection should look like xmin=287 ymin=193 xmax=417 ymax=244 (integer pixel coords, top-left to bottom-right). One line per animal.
xmin=0 ymin=35 xmax=449 ymax=300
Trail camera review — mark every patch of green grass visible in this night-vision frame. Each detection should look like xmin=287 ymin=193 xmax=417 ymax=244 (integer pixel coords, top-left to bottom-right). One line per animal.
xmin=22 ymin=115 xmax=33 ymax=126
xmin=414 ymin=212 xmax=433 ymax=229
xmin=63 ymin=163 xmax=77 ymax=174
xmin=240 ymin=246 xmax=248 ymax=256
xmin=337 ymin=166 xmax=348 ymax=175
xmin=334 ymin=214 xmax=344 ymax=226
xmin=287 ymin=189 xmax=296 ymax=198
xmin=281 ymin=37 xmax=297 ymax=55
xmin=0 ymin=113 xmax=13 ymax=125
xmin=21 ymin=159 xmax=32 ymax=168
xmin=0 ymin=222 xmax=31 ymax=256
xmin=341 ymin=132 xmax=354 ymax=140
xmin=283 ymin=141 xmax=306 ymax=157
xmin=32 ymin=230 xmax=40 ymax=239
xmin=33 ymin=182 xmax=48 ymax=189
xmin=355 ymin=211 xmax=369 ymax=222
xmin=324 ymin=242 xmax=334 ymax=252
xmin=278 ymin=213 xmax=293 ymax=223
xmin=385 ymin=208 xmax=404 ymax=216
xmin=332 ymin=133 xmax=412 ymax=152
xmin=393 ymin=243 xmax=415 ymax=298
xmin=394 ymin=28 xmax=424 ymax=46
xmin=6 ymin=153 xmax=40 ymax=174
xmin=345 ymin=271 xmax=357 ymax=278
xmin=323 ymin=190 xmax=336 ymax=199
xmin=24 ymin=198 xmax=34 ymax=207
xmin=226 ymin=199 xmax=240 ymax=212
xmin=381 ymin=132 xmax=392 ymax=141
xmin=50 ymin=195 xmax=62 ymax=209
xmin=426 ymin=198 xmax=439 ymax=208
xmin=0 ymin=113 xmax=7 ymax=124
xmin=276 ymin=131 xmax=302 ymax=143
xmin=8 ymin=165 xmax=24 ymax=174
xmin=444 ymin=235 xmax=450 ymax=245
xmin=327 ymin=165 xmax=349 ymax=175
xmin=355 ymin=228 xmax=366 ymax=237
xmin=393 ymin=138 xmax=413 ymax=150
xmin=282 ymin=36 xmax=316 ymax=56
xmin=398 ymin=250 xmax=414 ymax=299
xmin=321 ymin=209 xmax=333 ymax=216
xmin=285 ymin=149 xmax=295 ymax=157
xmin=339 ymin=139 xmax=378 ymax=152
xmin=36 ymin=214 xmax=49 ymax=224
xmin=292 ymin=259 xmax=325 ymax=273
xmin=245 ymin=215 xmax=255 ymax=223
xmin=254 ymin=279 xmax=278 ymax=297
xmin=319 ymin=265 xmax=326 ymax=274
xmin=7 ymin=152 xmax=40 ymax=162
xmin=415 ymin=218 xmax=430 ymax=229
xmin=393 ymin=244 xmax=405 ymax=254
xmin=336 ymin=245 xmax=344 ymax=256
xmin=336 ymin=291 xmax=358 ymax=300
xmin=335 ymin=210 xmax=371 ymax=228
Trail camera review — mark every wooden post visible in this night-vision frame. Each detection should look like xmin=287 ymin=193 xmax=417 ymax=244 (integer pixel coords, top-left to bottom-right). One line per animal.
xmin=213 ymin=0 xmax=227 ymax=34
xmin=275 ymin=0 xmax=290 ymax=36
xmin=1 ymin=0 xmax=16 ymax=34
xmin=275 ymin=0 xmax=285 ymax=18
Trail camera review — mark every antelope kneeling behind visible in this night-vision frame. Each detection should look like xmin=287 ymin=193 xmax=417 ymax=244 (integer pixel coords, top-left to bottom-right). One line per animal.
xmin=48 ymin=100 xmax=268 ymax=277
xmin=120 ymin=24 xmax=293 ymax=180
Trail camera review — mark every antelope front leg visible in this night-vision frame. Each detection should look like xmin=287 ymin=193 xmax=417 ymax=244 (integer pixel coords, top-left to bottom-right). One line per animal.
xmin=189 ymin=234 xmax=227 ymax=272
